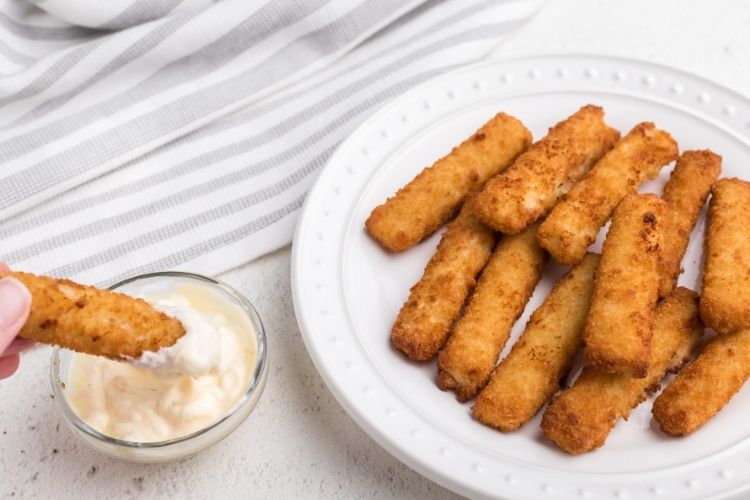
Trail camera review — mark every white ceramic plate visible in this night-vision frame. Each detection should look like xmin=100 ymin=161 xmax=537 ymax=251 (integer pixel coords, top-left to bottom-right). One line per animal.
xmin=291 ymin=55 xmax=750 ymax=500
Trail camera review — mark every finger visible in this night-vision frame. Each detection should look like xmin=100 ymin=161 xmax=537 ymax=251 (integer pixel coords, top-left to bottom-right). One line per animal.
xmin=0 ymin=354 xmax=20 ymax=379
xmin=2 ymin=338 xmax=35 ymax=356
xmin=0 ymin=263 xmax=9 ymax=272
xmin=0 ymin=277 xmax=32 ymax=354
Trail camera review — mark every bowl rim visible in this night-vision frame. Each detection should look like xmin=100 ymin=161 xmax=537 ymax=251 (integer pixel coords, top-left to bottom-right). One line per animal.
xmin=50 ymin=270 xmax=268 ymax=449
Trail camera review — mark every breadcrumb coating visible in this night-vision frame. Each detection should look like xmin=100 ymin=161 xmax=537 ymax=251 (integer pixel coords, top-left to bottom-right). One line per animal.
xmin=538 ymin=122 xmax=677 ymax=265
xmin=391 ymin=201 xmax=496 ymax=361
xmin=473 ymin=253 xmax=599 ymax=432
xmin=542 ymin=288 xmax=702 ymax=454
xmin=437 ymin=223 xmax=547 ymax=401
xmin=366 ymin=112 xmax=531 ymax=251
xmin=583 ymin=194 xmax=667 ymax=378
xmin=699 ymin=178 xmax=750 ymax=334
xmin=658 ymin=150 xmax=721 ymax=297
xmin=653 ymin=328 xmax=750 ymax=436
xmin=472 ymin=105 xmax=620 ymax=235
xmin=4 ymin=271 xmax=185 ymax=360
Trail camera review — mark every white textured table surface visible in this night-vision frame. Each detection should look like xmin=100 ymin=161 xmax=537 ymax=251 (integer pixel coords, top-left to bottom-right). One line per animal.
xmin=2 ymin=0 xmax=749 ymax=498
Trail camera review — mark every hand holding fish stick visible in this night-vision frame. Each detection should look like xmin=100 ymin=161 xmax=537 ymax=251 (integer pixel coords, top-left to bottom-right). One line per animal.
xmin=1 ymin=271 xmax=185 ymax=360
xmin=0 ymin=265 xmax=32 ymax=379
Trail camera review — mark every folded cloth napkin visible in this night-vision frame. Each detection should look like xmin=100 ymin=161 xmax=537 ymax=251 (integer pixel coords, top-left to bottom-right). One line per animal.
xmin=0 ymin=0 xmax=543 ymax=285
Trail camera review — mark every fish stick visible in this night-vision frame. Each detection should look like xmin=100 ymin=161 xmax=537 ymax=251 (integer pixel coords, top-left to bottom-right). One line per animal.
xmin=659 ymin=150 xmax=721 ymax=297
xmin=391 ymin=202 xmax=496 ymax=361
xmin=1 ymin=271 xmax=185 ymax=360
xmin=473 ymin=253 xmax=600 ymax=432
xmin=365 ymin=113 xmax=531 ymax=252
xmin=652 ymin=329 xmax=750 ymax=436
xmin=538 ymin=122 xmax=677 ymax=265
xmin=542 ymin=287 xmax=702 ymax=454
xmin=583 ymin=194 xmax=667 ymax=378
xmin=699 ymin=178 xmax=750 ymax=334
xmin=437 ymin=223 xmax=547 ymax=401
xmin=472 ymin=105 xmax=620 ymax=234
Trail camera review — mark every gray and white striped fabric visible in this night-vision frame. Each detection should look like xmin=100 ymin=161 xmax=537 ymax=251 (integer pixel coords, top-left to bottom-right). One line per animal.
xmin=0 ymin=0 xmax=543 ymax=286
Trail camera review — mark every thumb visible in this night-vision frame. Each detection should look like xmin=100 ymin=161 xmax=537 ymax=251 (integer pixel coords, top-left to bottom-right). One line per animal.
xmin=0 ymin=277 xmax=31 ymax=355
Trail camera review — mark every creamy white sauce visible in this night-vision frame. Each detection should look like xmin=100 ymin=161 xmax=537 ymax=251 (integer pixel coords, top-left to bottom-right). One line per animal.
xmin=131 ymin=298 xmax=222 ymax=377
xmin=67 ymin=280 xmax=256 ymax=443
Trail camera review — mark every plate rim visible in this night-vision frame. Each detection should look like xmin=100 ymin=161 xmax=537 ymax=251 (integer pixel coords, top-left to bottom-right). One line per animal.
xmin=291 ymin=53 xmax=750 ymax=500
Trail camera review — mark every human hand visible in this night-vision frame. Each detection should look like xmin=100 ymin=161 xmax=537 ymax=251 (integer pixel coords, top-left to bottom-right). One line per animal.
xmin=0 ymin=264 xmax=32 ymax=379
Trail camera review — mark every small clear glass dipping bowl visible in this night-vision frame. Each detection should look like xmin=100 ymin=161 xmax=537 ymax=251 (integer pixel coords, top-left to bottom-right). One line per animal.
xmin=50 ymin=272 xmax=268 ymax=463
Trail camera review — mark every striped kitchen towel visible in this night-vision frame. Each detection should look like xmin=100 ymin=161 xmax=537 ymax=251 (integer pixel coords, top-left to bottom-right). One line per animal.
xmin=0 ymin=0 xmax=544 ymax=286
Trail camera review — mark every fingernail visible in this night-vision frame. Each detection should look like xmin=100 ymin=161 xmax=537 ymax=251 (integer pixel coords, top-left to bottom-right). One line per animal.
xmin=0 ymin=278 xmax=31 ymax=329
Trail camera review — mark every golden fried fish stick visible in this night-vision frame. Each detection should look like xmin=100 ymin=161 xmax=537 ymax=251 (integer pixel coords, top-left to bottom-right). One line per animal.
xmin=583 ymin=194 xmax=667 ymax=378
xmin=659 ymin=150 xmax=721 ymax=297
xmin=391 ymin=202 xmax=496 ymax=361
xmin=472 ymin=105 xmax=620 ymax=234
xmin=437 ymin=223 xmax=547 ymax=401
xmin=542 ymin=288 xmax=702 ymax=454
xmin=2 ymin=271 xmax=185 ymax=360
xmin=538 ymin=122 xmax=677 ymax=265
xmin=699 ymin=178 xmax=750 ymax=334
xmin=473 ymin=253 xmax=600 ymax=431
xmin=652 ymin=329 xmax=750 ymax=436
xmin=365 ymin=113 xmax=531 ymax=252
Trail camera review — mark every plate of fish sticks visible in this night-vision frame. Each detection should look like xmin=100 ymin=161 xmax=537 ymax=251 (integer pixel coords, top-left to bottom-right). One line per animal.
xmin=292 ymin=54 xmax=750 ymax=500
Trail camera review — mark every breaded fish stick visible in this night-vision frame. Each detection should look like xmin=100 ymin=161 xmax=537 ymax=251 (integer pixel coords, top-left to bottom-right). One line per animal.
xmin=699 ymin=178 xmax=750 ymax=334
xmin=583 ymin=194 xmax=667 ymax=378
xmin=653 ymin=329 xmax=750 ymax=436
xmin=472 ymin=105 xmax=620 ymax=234
xmin=391 ymin=201 xmax=496 ymax=361
xmin=659 ymin=150 xmax=721 ymax=297
xmin=542 ymin=288 xmax=702 ymax=454
xmin=1 ymin=272 xmax=185 ymax=360
xmin=538 ymin=122 xmax=677 ymax=265
xmin=473 ymin=253 xmax=599 ymax=431
xmin=437 ymin=223 xmax=547 ymax=401
xmin=365 ymin=113 xmax=531 ymax=252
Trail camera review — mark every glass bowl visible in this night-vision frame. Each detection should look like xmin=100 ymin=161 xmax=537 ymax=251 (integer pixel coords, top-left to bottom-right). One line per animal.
xmin=50 ymin=271 xmax=268 ymax=463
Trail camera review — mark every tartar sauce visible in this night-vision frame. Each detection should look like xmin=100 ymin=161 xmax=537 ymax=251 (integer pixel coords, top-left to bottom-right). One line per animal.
xmin=68 ymin=281 xmax=256 ymax=443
